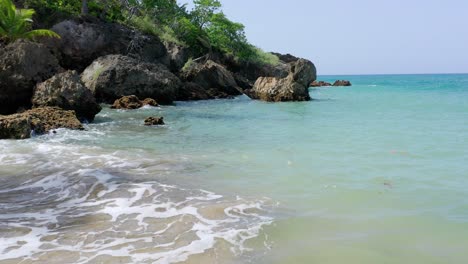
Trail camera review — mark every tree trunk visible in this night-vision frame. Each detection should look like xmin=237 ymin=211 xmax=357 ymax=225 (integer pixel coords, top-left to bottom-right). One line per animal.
xmin=81 ymin=0 xmax=89 ymax=15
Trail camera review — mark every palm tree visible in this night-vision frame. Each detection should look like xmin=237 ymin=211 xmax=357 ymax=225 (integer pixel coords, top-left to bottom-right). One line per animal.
xmin=0 ymin=0 xmax=60 ymax=43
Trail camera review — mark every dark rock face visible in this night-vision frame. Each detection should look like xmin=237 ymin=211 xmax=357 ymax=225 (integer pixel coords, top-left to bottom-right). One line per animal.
xmin=333 ymin=80 xmax=352 ymax=86
xmin=246 ymin=59 xmax=316 ymax=102
xmin=111 ymin=95 xmax=159 ymax=109
xmin=144 ymin=116 xmax=164 ymax=126
xmin=180 ymin=60 xmax=242 ymax=98
xmin=177 ymin=82 xmax=213 ymax=101
xmin=0 ymin=107 xmax=83 ymax=139
xmin=47 ymin=18 xmax=167 ymax=71
xmin=32 ymin=70 xmax=101 ymax=121
xmin=164 ymin=42 xmax=191 ymax=72
xmin=0 ymin=40 xmax=61 ymax=114
xmin=81 ymin=55 xmax=181 ymax=104
xmin=311 ymin=81 xmax=332 ymax=87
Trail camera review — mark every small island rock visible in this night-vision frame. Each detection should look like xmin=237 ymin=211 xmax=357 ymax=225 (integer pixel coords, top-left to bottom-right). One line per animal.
xmin=144 ymin=116 xmax=165 ymax=126
xmin=311 ymin=80 xmax=332 ymax=87
xmin=333 ymin=80 xmax=352 ymax=86
xmin=111 ymin=95 xmax=159 ymax=109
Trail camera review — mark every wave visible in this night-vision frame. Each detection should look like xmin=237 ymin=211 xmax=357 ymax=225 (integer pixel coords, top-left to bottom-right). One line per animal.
xmin=0 ymin=139 xmax=274 ymax=263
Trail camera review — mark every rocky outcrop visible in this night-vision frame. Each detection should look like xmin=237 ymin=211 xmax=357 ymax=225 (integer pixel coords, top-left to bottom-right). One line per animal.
xmin=246 ymin=59 xmax=317 ymax=102
xmin=81 ymin=55 xmax=181 ymax=104
xmin=177 ymin=82 xmax=213 ymax=101
xmin=164 ymin=42 xmax=191 ymax=72
xmin=32 ymin=71 xmax=101 ymax=121
xmin=271 ymin=52 xmax=300 ymax=64
xmin=333 ymin=80 xmax=352 ymax=86
xmin=311 ymin=80 xmax=332 ymax=87
xmin=47 ymin=18 xmax=167 ymax=71
xmin=111 ymin=95 xmax=159 ymax=109
xmin=0 ymin=40 xmax=61 ymax=114
xmin=180 ymin=60 xmax=242 ymax=98
xmin=144 ymin=116 xmax=164 ymax=126
xmin=0 ymin=107 xmax=83 ymax=139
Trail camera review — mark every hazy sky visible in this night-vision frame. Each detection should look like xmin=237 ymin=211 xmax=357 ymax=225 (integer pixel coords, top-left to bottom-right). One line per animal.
xmin=179 ymin=0 xmax=468 ymax=75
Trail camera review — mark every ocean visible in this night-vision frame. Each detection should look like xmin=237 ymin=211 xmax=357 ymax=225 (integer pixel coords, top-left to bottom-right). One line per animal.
xmin=1 ymin=74 xmax=467 ymax=263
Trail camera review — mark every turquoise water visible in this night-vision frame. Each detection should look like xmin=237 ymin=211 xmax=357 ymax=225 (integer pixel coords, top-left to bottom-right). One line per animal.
xmin=1 ymin=74 xmax=467 ymax=263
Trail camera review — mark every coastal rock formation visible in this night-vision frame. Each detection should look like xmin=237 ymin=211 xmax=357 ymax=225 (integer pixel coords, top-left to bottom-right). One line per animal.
xmin=32 ymin=71 xmax=101 ymax=121
xmin=0 ymin=40 xmax=61 ymax=114
xmin=311 ymin=80 xmax=332 ymax=87
xmin=0 ymin=107 xmax=83 ymax=139
xmin=144 ymin=116 xmax=165 ymax=126
xmin=164 ymin=42 xmax=191 ymax=72
xmin=246 ymin=59 xmax=317 ymax=102
xmin=47 ymin=18 xmax=167 ymax=71
xmin=111 ymin=95 xmax=159 ymax=109
xmin=333 ymin=80 xmax=352 ymax=86
xmin=177 ymin=82 xmax=213 ymax=101
xmin=180 ymin=60 xmax=242 ymax=98
xmin=81 ymin=55 xmax=181 ymax=104
xmin=271 ymin=52 xmax=300 ymax=64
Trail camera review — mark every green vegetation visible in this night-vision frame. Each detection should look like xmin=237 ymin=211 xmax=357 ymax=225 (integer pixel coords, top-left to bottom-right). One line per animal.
xmin=0 ymin=0 xmax=60 ymax=43
xmin=12 ymin=0 xmax=278 ymax=65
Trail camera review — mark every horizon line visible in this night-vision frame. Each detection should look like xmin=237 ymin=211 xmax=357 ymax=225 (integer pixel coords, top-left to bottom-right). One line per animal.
xmin=318 ymin=72 xmax=468 ymax=76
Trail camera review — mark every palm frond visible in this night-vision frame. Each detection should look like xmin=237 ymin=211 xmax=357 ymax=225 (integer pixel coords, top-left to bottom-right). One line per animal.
xmin=24 ymin=29 xmax=61 ymax=40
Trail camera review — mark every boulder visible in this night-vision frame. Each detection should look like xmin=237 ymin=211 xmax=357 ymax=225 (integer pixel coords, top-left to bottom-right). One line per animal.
xmin=0 ymin=107 xmax=83 ymax=140
xmin=47 ymin=18 xmax=167 ymax=71
xmin=81 ymin=55 xmax=181 ymax=104
xmin=111 ymin=95 xmax=159 ymax=110
xmin=246 ymin=59 xmax=316 ymax=102
xmin=32 ymin=70 xmax=101 ymax=121
xmin=180 ymin=60 xmax=242 ymax=98
xmin=144 ymin=116 xmax=165 ymax=126
xmin=0 ymin=40 xmax=61 ymax=114
xmin=311 ymin=81 xmax=332 ymax=87
xmin=333 ymin=80 xmax=352 ymax=86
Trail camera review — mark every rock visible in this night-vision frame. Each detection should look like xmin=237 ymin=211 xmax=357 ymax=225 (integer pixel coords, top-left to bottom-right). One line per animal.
xmin=32 ymin=70 xmax=101 ymax=121
xmin=180 ymin=60 xmax=242 ymax=98
xmin=144 ymin=116 xmax=164 ymax=126
xmin=141 ymin=98 xmax=159 ymax=107
xmin=270 ymin=52 xmax=300 ymax=63
xmin=0 ymin=40 xmax=61 ymax=114
xmin=310 ymin=80 xmax=332 ymax=87
xmin=81 ymin=55 xmax=181 ymax=104
xmin=333 ymin=80 xmax=352 ymax=86
xmin=177 ymin=82 xmax=213 ymax=101
xmin=164 ymin=42 xmax=191 ymax=72
xmin=0 ymin=107 xmax=83 ymax=139
xmin=111 ymin=95 xmax=159 ymax=109
xmin=246 ymin=59 xmax=316 ymax=102
xmin=47 ymin=18 xmax=167 ymax=71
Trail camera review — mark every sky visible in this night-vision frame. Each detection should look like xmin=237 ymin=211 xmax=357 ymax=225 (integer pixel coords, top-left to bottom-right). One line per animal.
xmin=179 ymin=0 xmax=468 ymax=75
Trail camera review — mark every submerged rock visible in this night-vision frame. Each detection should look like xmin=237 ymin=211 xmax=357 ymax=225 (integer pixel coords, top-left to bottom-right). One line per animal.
xmin=111 ymin=95 xmax=159 ymax=110
xmin=180 ymin=60 xmax=242 ymax=99
xmin=333 ymin=80 xmax=352 ymax=86
xmin=32 ymin=70 xmax=101 ymax=121
xmin=246 ymin=59 xmax=316 ymax=102
xmin=310 ymin=80 xmax=332 ymax=87
xmin=81 ymin=55 xmax=181 ymax=104
xmin=144 ymin=116 xmax=164 ymax=126
xmin=0 ymin=40 xmax=61 ymax=114
xmin=0 ymin=107 xmax=83 ymax=140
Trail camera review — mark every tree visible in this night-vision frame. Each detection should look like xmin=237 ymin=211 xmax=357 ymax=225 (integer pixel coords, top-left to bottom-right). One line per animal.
xmin=0 ymin=0 xmax=60 ymax=43
xmin=81 ymin=0 xmax=88 ymax=15
xmin=191 ymin=0 xmax=221 ymax=29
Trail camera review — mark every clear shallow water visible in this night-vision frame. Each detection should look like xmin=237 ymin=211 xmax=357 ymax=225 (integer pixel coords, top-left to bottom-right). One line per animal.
xmin=1 ymin=74 xmax=468 ymax=263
